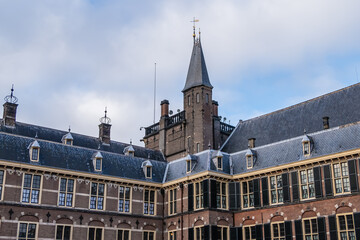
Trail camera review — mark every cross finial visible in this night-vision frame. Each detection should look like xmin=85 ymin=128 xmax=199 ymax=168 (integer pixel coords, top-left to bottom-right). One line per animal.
xmin=104 ymin=107 xmax=107 ymax=118
xmin=190 ymin=17 xmax=199 ymax=43
xmin=10 ymin=84 xmax=14 ymax=99
xmin=68 ymin=126 xmax=71 ymax=132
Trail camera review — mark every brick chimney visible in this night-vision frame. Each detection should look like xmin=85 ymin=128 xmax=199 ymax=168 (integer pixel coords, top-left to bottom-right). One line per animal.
xmin=161 ymin=100 xmax=169 ymax=118
xmin=2 ymin=86 xmax=18 ymax=127
xmin=99 ymin=108 xmax=111 ymax=144
xmin=248 ymin=138 xmax=256 ymax=148
xmin=212 ymin=100 xmax=218 ymax=117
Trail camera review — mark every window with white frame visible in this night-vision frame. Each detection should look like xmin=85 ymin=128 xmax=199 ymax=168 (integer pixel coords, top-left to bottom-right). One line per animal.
xmin=243 ymin=225 xmax=256 ymax=240
xmin=303 ymin=141 xmax=310 ymax=156
xmin=194 ymin=182 xmax=204 ymax=209
xmin=186 ymin=160 xmax=191 ymax=173
xmin=217 ymin=156 xmax=223 ymax=170
xmin=117 ymin=229 xmax=130 ymax=240
xmin=18 ymin=222 xmax=37 ymax=240
xmin=58 ymin=178 xmax=75 ymax=207
xmin=143 ymin=231 xmax=155 ymax=240
xmin=216 ymin=181 xmax=227 ymax=209
xmin=195 ymin=226 xmax=204 ymax=240
xmin=0 ymin=170 xmax=4 ymax=200
xmin=118 ymin=186 xmax=131 ymax=213
xmin=242 ymin=180 xmax=254 ymax=209
xmin=146 ymin=166 xmax=152 ymax=179
xmin=271 ymin=222 xmax=285 ymax=240
xmin=22 ymin=174 xmax=41 ymax=204
xmin=169 ymin=188 xmax=177 ymax=215
xmin=300 ymin=169 xmax=315 ymax=200
xmin=89 ymin=182 xmax=105 ymax=210
xmin=144 ymin=189 xmax=155 ymax=215
xmin=88 ymin=227 xmax=103 ymax=240
xmin=56 ymin=225 xmax=72 ymax=240
xmin=217 ymin=226 xmax=229 ymax=240
xmin=270 ymin=175 xmax=283 ymax=204
xmin=246 ymin=155 xmax=253 ymax=169
xmin=168 ymin=230 xmax=177 ymax=240
xmin=337 ymin=213 xmax=356 ymax=240
xmin=333 ymin=162 xmax=350 ymax=194
xmin=302 ymin=217 xmax=318 ymax=240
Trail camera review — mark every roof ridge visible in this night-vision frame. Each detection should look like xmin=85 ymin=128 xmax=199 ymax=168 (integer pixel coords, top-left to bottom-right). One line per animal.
xmin=241 ymin=82 xmax=360 ymax=123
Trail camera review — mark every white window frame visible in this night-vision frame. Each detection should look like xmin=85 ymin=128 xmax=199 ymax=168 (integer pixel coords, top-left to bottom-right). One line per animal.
xmin=58 ymin=177 xmax=75 ymax=207
xmin=89 ymin=182 xmax=105 ymax=210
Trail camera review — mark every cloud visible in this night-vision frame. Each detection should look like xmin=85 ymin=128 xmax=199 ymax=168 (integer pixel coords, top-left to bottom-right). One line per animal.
xmin=0 ymin=0 xmax=359 ymax=145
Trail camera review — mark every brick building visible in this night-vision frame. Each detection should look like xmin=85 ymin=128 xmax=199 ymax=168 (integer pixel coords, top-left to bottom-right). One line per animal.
xmin=0 ymin=34 xmax=360 ymax=240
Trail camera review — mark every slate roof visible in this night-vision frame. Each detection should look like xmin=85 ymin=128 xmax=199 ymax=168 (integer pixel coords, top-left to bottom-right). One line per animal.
xmin=0 ymin=132 xmax=167 ymax=183
xmin=222 ymin=83 xmax=360 ymax=153
xmin=231 ymin=121 xmax=360 ymax=175
xmin=0 ymin=121 xmax=165 ymax=162
xmin=182 ymin=39 xmax=213 ymax=92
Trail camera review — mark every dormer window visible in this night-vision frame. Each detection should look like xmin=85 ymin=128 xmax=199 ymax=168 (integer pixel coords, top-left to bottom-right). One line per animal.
xmin=93 ymin=152 xmax=103 ymax=171
xmin=245 ymin=149 xmax=256 ymax=169
xmin=302 ymin=135 xmax=311 ymax=156
xmin=186 ymin=160 xmax=191 ymax=173
xmin=62 ymin=132 xmax=73 ymax=146
xmin=215 ymin=151 xmax=223 ymax=170
xmin=28 ymin=140 xmax=40 ymax=162
xmin=123 ymin=143 xmax=135 ymax=157
xmin=185 ymin=154 xmax=197 ymax=173
xmin=142 ymin=160 xmax=153 ymax=179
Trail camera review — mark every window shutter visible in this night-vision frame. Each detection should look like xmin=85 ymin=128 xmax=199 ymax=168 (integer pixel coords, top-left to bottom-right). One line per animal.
xmin=313 ymin=166 xmax=323 ymax=198
xmin=354 ymin=212 xmax=360 ymax=240
xmin=202 ymin=179 xmax=209 ymax=208
xmin=230 ymin=227 xmax=237 ymax=240
xmin=328 ymin=215 xmax=338 ymax=240
xmin=294 ymin=220 xmax=302 ymax=240
xmin=188 ymin=183 xmax=194 ymax=212
xmin=261 ymin=177 xmax=269 ymax=206
xmin=211 ymin=226 xmax=218 ymax=240
xmin=188 ymin=227 xmax=194 ymax=240
xmin=204 ymin=225 xmax=210 ymax=240
xmin=323 ymin=165 xmax=333 ymax=197
xmin=285 ymin=221 xmax=292 ymax=240
xmin=348 ymin=159 xmax=358 ymax=192
xmin=317 ymin=217 xmax=326 ymax=240
xmin=255 ymin=224 xmax=263 ymax=240
xmin=282 ymin=173 xmax=290 ymax=203
xmin=253 ymin=178 xmax=260 ymax=207
xmin=210 ymin=179 xmax=217 ymax=209
xmin=291 ymin=171 xmax=299 ymax=202
xmin=264 ymin=223 xmax=271 ymax=240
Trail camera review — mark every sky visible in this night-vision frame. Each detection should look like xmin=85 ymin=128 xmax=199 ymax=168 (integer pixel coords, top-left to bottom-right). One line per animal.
xmin=0 ymin=0 xmax=360 ymax=146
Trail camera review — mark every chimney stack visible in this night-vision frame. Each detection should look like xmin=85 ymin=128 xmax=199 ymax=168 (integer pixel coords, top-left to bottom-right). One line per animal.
xmin=99 ymin=108 xmax=111 ymax=144
xmin=2 ymin=85 xmax=18 ymax=127
xmin=248 ymin=138 xmax=256 ymax=148
xmin=323 ymin=117 xmax=329 ymax=130
xmin=161 ymin=100 xmax=169 ymax=118
xmin=212 ymin=100 xmax=219 ymax=117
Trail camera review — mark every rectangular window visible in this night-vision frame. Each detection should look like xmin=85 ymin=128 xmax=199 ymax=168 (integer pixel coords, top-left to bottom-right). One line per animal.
xmin=95 ymin=158 xmax=102 ymax=171
xmin=31 ymin=148 xmax=39 ymax=161
xmin=22 ymin=174 xmax=41 ymax=204
xmin=168 ymin=230 xmax=177 ymax=240
xmin=270 ymin=175 xmax=283 ymax=204
xmin=337 ymin=213 xmax=356 ymax=240
xmin=196 ymin=93 xmax=200 ymax=103
xmin=118 ymin=229 xmax=130 ymax=240
xmin=88 ymin=227 xmax=103 ymax=240
xmin=217 ymin=226 xmax=229 ymax=240
xmin=302 ymin=218 xmax=318 ymax=240
xmin=58 ymin=178 xmax=75 ymax=207
xmin=194 ymin=182 xmax=204 ymax=209
xmin=244 ymin=225 xmax=256 ymax=240
xmin=56 ymin=225 xmax=72 ymax=240
xmin=169 ymin=188 xmax=177 ymax=215
xmin=242 ymin=180 xmax=254 ymax=209
xmin=271 ymin=222 xmax=285 ymax=240
xmin=118 ymin=186 xmax=131 ymax=213
xmin=144 ymin=189 xmax=155 ymax=215
xmin=197 ymin=143 xmax=200 ymax=153
xmin=300 ymin=169 xmax=315 ymax=200
xmin=216 ymin=181 xmax=227 ymax=209
xmin=195 ymin=226 xmax=204 ymax=240
xmin=89 ymin=182 xmax=105 ymax=210
xmin=146 ymin=166 xmax=152 ymax=178
xmin=188 ymin=95 xmax=191 ymax=106
xmin=217 ymin=157 xmax=223 ymax=169
xmin=246 ymin=156 xmax=253 ymax=169
xmin=143 ymin=231 xmax=155 ymax=240
xmin=0 ymin=170 xmax=4 ymax=200
xmin=206 ymin=93 xmax=209 ymax=103
xmin=17 ymin=222 xmax=37 ymax=240
xmin=303 ymin=142 xmax=310 ymax=155
xmin=333 ymin=162 xmax=350 ymax=194
xmin=186 ymin=160 xmax=191 ymax=173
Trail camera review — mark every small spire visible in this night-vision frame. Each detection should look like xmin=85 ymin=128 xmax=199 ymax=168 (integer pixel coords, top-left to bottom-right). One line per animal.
xmin=68 ymin=126 xmax=71 ymax=132
xmin=35 ymin=132 xmax=38 ymax=139
xmin=304 ymin=129 xmax=307 ymax=135
xmin=4 ymin=84 xmax=18 ymax=104
xmin=190 ymin=17 xmax=199 ymax=44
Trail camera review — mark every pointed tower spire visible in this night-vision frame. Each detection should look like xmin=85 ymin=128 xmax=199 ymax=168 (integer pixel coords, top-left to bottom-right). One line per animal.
xmin=182 ymin=34 xmax=213 ymax=92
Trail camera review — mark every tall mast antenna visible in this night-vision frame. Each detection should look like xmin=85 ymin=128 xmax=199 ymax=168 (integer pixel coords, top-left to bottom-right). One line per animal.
xmin=153 ymin=63 xmax=157 ymax=124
